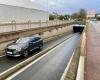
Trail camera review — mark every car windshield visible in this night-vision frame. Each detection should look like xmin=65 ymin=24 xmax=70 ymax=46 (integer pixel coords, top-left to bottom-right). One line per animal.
xmin=16 ymin=38 xmax=30 ymax=44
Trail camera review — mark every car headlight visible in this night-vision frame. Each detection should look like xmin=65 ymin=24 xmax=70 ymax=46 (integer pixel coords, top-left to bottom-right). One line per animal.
xmin=16 ymin=48 xmax=22 ymax=51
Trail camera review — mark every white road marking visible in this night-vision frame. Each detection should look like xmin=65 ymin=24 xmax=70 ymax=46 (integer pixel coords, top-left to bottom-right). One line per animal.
xmin=60 ymin=50 xmax=75 ymax=80
xmin=76 ymin=56 xmax=84 ymax=80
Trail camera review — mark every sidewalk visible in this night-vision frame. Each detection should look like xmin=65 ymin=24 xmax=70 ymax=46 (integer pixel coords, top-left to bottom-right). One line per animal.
xmin=86 ymin=22 xmax=100 ymax=80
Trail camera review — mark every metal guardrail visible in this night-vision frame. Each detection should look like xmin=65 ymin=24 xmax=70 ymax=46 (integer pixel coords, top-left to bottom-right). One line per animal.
xmin=0 ymin=20 xmax=72 ymax=33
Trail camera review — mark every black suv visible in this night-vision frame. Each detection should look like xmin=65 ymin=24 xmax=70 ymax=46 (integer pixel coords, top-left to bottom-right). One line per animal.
xmin=5 ymin=36 xmax=43 ymax=57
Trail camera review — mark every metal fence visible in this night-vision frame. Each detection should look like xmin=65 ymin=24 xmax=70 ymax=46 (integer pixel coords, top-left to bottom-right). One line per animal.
xmin=0 ymin=20 xmax=72 ymax=33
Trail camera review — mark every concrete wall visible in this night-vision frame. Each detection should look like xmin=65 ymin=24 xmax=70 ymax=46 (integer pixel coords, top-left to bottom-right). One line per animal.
xmin=0 ymin=4 xmax=49 ymax=22
xmin=0 ymin=20 xmax=68 ymax=33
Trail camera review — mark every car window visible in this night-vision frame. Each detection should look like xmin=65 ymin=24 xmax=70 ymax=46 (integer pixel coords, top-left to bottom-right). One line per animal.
xmin=16 ymin=38 xmax=30 ymax=43
xmin=31 ymin=37 xmax=40 ymax=43
xmin=31 ymin=39 xmax=36 ymax=43
xmin=35 ymin=37 xmax=40 ymax=41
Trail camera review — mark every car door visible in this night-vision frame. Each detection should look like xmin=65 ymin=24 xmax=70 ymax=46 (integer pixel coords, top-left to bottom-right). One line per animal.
xmin=30 ymin=38 xmax=37 ymax=51
xmin=28 ymin=38 xmax=36 ymax=51
xmin=34 ymin=37 xmax=40 ymax=48
xmin=28 ymin=40 xmax=33 ymax=51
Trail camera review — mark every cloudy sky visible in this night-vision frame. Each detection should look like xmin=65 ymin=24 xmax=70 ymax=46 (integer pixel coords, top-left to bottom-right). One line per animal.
xmin=30 ymin=0 xmax=100 ymax=14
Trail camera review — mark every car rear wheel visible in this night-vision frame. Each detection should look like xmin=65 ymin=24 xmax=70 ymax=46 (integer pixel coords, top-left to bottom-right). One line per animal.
xmin=23 ymin=50 xmax=29 ymax=58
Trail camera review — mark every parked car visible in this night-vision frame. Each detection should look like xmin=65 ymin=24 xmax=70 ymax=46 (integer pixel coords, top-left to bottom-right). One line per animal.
xmin=5 ymin=36 xmax=43 ymax=57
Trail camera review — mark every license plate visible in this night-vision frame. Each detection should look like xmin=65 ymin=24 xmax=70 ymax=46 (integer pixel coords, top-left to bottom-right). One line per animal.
xmin=7 ymin=52 xmax=12 ymax=54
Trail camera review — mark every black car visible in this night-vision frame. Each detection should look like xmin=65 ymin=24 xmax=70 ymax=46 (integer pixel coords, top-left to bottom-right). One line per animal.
xmin=5 ymin=36 xmax=43 ymax=57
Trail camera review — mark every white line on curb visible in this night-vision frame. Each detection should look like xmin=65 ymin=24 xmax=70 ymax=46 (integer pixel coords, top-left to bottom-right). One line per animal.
xmin=60 ymin=50 xmax=75 ymax=80
xmin=76 ymin=56 xmax=84 ymax=80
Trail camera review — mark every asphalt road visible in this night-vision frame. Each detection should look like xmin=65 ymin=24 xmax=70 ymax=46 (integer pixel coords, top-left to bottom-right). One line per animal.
xmin=11 ymin=33 xmax=80 ymax=80
xmin=0 ymin=33 xmax=73 ymax=73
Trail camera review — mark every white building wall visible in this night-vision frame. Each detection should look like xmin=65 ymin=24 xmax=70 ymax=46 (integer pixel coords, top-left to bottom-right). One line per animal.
xmin=0 ymin=4 xmax=49 ymax=22
xmin=0 ymin=0 xmax=44 ymax=11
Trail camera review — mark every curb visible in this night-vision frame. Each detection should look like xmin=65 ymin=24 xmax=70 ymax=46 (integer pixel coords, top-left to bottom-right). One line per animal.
xmin=0 ymin=34 xmax=74 ymax=80
xmin=76 ymin=32 xmax=86 ymax=80
xmin=76 ymin=56 xmax=84 ymax=80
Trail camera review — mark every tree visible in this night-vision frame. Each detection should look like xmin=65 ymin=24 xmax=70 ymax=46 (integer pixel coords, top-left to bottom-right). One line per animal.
xmin=49 ymin=12 xmax=59 ymax=20
xmin=49 ymin=13 xmax=70 ymax=20
xmin=59 ymin=15 xmax=64 ymax=20
xmin=71 ymin=9 xmax=86 ymax=22
xmin=71 ymin=13 xmax=78 ymax=20
xmin=78 ymin=9 xmax=86 ymax=20
xmin=64 ymin=15 xmax=70 ymax=20
xmin=49 ymin=14 xmax=55 ymax=20
xmin=58 ymin=14 xmax=70 ymax=20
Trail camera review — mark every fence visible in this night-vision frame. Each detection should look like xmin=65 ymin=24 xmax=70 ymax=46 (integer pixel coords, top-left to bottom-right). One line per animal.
xmin=0 ymin=20 xmax=72 ymax=33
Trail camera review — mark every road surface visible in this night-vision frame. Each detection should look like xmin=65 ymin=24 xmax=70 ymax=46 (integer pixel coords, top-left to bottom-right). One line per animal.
xmin=8 ymin=33 xmax=81 ymax=80
xmin=0 ymin=33 xmax=72 ymax=73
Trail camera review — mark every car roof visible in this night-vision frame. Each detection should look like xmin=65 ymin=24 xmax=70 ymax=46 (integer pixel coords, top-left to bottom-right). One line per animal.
xmin=19 ymin=36 xmax=41 ymax=40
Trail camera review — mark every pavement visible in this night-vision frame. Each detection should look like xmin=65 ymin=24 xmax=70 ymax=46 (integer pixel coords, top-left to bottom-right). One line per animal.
xmin=86 ymin=21 xmax=100 ymax=80
xmin=0 ymin=33 xmax=72 ymax=73
xmin=9 ymin=33 xmax=81 ymax=80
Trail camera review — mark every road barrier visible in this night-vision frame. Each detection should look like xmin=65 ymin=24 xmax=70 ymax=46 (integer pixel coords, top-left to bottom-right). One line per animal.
xmin=76 ymin=32 xmax=86 ymax=80
xmin=0 ymin=20 xmax=73 ymax=33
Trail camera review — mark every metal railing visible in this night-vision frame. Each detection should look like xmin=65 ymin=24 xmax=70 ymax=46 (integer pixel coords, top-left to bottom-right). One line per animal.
xmin=0 ymin=20 xmax=72 ymax=33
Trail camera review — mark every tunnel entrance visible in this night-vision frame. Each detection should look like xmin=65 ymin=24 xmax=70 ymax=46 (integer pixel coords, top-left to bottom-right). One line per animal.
xmin=73 ymin=25 xmax=84 ymax=33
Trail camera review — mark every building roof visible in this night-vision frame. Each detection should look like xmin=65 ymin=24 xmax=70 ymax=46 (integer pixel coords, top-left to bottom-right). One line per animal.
xmin=0 ymin=0 xmax=45 ymax=11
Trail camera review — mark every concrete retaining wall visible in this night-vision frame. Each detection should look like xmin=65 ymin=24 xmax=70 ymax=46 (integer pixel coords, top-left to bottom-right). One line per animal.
xmin=0 ymin=25 xmax=73 ymax=55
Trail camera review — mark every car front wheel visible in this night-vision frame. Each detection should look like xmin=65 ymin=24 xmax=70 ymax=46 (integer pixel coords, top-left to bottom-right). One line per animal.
xmin=23 ymin=50 xmax=29 ymax=58
xmin=39 ymin=45 xmax=43 ymax=50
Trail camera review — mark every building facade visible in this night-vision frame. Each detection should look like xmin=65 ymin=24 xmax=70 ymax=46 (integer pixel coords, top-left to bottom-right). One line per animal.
xmin=86 ymin=10 xmax=96 ymax=19
xmin=0 ymin=0 xmax=49 ymax=22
